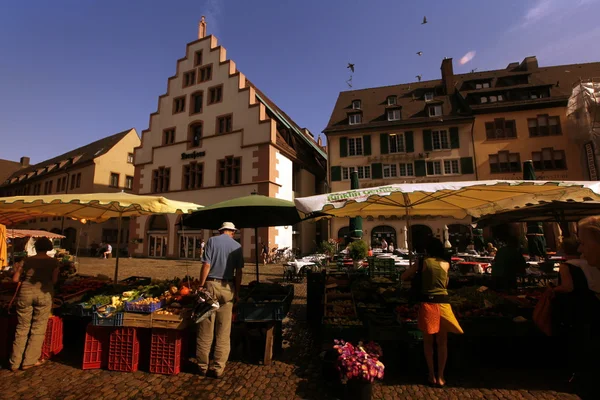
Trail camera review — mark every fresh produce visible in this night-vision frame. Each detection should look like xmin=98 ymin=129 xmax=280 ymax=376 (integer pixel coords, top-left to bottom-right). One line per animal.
xmin=334 ymin=340 xmax=385 ymax=383
xmin=323 ymin=317 xmax=362 ymax=326
xmin=395 ymin=304 xmax=419 ymax=322
xmin=371 ymin=277 xmax=393 ymax=284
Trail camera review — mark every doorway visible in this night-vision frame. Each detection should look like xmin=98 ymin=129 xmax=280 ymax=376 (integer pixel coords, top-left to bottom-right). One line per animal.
xmin=371 ymin=225 xmax=397 ymax=249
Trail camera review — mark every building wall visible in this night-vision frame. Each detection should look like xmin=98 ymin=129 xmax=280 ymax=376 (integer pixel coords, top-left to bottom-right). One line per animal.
xmin=274 ymin=151 xmax=293 ymax=250
xmin=94 ymin=130 xmax=140 ymax=191
xmin=327 ymin=122 xmax=476 ymax=193
xmin=297 ymin=168 xmax=317 ymax=254
xmin=474 ymin=107 xmax=583 ymax=180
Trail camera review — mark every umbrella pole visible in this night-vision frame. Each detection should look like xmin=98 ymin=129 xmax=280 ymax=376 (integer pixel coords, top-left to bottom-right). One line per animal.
xmin=403 ymin=193 xmax=413 ymax=268
xmin=114 ymin=213 xmax=122 ymax=283
xmin=255 ymin=227 xmax=259 ymax=282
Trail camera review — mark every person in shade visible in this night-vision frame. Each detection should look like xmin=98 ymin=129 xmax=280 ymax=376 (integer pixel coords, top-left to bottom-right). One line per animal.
xmin=401 ymin=237 xmax=463 ymax=387
xmin=10 ymin=238 xmax=60 ymax=371
xmin=491 ymin=236 xmax=526 ymax=292
xmin=196 ymin=222 xmax=244 ymax=378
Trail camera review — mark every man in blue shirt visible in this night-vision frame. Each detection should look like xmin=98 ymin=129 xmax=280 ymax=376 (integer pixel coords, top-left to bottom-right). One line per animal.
xmin=196 ymin=222 xmax=244 ymax=378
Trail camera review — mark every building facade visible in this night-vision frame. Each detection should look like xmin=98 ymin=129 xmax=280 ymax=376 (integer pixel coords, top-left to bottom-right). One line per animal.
xmin=130 ymin=20 xmax=327 ymax=261
xmin=0 ymin=129 xmax=141 ymax=254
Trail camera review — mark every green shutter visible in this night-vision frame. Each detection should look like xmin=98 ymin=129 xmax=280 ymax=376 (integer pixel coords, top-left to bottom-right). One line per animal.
xmin=460 ymin=157 xmax=474 ymax=175
xmin=450 ymin=127 xmax=460 ymax=149
xmin=340 ymin=137 xmax=348 ymax=158
xmin=423 ymin=130 xmax=432 ymax=152
xmin=405 ymin=131 xmax=414 ymax=153
xmin=380 ymin=133 xmax=389 ymax=154
xmin=415 ymin=160 xmax=426 ymax=177
xmin=331 ymin=166 xmax=342 ymax=181
xmin=363 ymin=135 xmax=371 ymax=156
xmin=371 ymin=163 xmax=383 ymax=179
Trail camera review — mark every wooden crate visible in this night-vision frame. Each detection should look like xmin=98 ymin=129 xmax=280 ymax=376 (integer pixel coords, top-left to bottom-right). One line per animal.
xmin=152 ymin=309 xmax=191 ymax=330
xmin=122 ymin=312 xmax=153 ymax=328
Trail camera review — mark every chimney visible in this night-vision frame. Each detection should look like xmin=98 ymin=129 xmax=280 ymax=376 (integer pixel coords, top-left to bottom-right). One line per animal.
xmin=441 ymin=58 xmax=455 ymax=95
xmin=198 ymin=16 xmax=207 ymax=39
xmin=20 ymin=156 xmax=30 ymax=167
xmin=520 ymin=56 xmax=538 ymax=71
xmin=317 ymin=136 xmax=323 ymax=147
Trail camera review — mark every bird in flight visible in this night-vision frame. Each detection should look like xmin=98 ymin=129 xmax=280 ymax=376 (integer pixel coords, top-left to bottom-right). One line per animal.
xmin=347 ymin=63 xmax=355 ymax=73
xmin=422 ymin=16 xmax=428 ymax=25
xmin=416 ymin=51 xmax=423 ymax=56
xmin=416 ymin=75 xmax=422 ymax=82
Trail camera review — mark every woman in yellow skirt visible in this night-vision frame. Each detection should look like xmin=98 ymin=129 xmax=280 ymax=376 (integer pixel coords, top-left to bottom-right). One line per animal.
xmin=402 ymin=238 xmax=463 ymax=387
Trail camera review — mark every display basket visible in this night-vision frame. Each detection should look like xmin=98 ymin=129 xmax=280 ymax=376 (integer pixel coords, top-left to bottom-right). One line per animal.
xmin=92 ymin=305 xmax=124 ymax=327
xmin=124 ymin=297 xmax=165 ymax=313
xmin=152 ymin=309 xmax=191 ymax=330
xmin=122 ymin=312 xmax=153 ymax=328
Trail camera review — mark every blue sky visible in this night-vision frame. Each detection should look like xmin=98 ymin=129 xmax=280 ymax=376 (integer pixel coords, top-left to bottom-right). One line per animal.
xmin=1 ymin=0 xmax=599 ymax=164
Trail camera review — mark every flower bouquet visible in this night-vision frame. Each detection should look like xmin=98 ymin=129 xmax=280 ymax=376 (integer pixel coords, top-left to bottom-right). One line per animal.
xmin=334 ymin=339 xmax=385 ymax=383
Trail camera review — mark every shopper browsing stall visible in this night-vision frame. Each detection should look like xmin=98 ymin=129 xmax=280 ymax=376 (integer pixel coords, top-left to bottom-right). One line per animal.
xmin=196 ymin=222 xmax=244 ymax=378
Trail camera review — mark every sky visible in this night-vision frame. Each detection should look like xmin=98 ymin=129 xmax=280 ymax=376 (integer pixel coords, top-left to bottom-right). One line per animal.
xmin=1 ymin=0 xmax=599 ymax=164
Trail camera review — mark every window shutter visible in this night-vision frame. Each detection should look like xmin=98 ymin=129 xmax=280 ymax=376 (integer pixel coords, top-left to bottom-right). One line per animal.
xmin=450 ymin=127 xmax=460 ymax=149
xmin=371 ymin=163 xmax=383 ymax=179
xmin=414 ymin=160 xmax=426 ymax=177
xmin=363 ymin=135 xmax=372 ymax=156
xmin=380 ymin=133 xmax=389 ymax=154
xmin=423 ymin=130 xmax=432 ymax=152
xmin=331 ymin=166 xmax=342 ymax=181
xmin=405 ymin=131 xmax=414 ymax=153
xmin=460 ymin=157 xmax=474 ymax=175
xmin=340 ymin=137 xmax=348 ymax=158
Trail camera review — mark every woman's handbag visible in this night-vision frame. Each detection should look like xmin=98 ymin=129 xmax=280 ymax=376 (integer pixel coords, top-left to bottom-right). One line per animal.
xmin=533 ymin=287 xmax=554 ymax=336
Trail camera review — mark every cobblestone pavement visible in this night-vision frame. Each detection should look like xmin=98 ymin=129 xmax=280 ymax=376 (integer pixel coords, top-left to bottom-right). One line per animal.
xmin=0 ymin=258 xmax=587 ymax=399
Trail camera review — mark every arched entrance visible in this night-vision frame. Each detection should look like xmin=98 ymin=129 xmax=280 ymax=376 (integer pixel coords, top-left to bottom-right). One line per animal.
xmin=63 ymin=227 xmax=77 ymax=253
xmin=371 ymin=225 xmax=397 ymax=249
xmin=448 ymin=224 xmax=471 ymax=252
xmin=411 ymin=224 xmax=433 ymax=254
xmin=147 ymin=215 xmax=169 ymax=258
xmin=338 ymin=226 xmax=351 ymax=246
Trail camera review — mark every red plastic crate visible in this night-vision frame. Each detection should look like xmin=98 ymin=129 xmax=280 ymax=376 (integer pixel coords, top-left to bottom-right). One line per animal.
xmin=149 ymin=329 xmax=183 ymax=375
xmin=0 ymin=315 xmax=18 ymax=360
xmin=82 ymin=324 xmax=112 ymax=370
xmin=108 ymin=327 xmax=139 ymax=372
xmin=41 ymin=316 xmax=63 ymax=360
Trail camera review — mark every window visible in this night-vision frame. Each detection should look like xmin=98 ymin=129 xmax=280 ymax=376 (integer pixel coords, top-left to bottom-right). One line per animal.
xmin=199 ymin=65 xmax=212 ymax=82
xmin=352 ymin=100 xmax=361 ymax=109
xmin=347 ymin=137 xmax=363 ymax=156
xmin=152 ymin=167 xmax=170 ymax=193
xmin=426 ymin=161 xmax=442 ymax=176
xmin=218 ymin=156 xmax=241 ymax=186
xmin=173 ymin=96 xmax=186 ymax=114
xmin=428 ymin=105 xmax=442 ymax=117
xmin=208 ymin=85 xmax=223 ymax=105
xmin=476 ymin=82 xmax=490 ymax=89
xmin=342 ymin=166 xmax=371 ymax=180
xmin=183 ymin=70 xmax=196 ymax=87
xmin=489 ymin=151 xmax=521 ymax=173
xmin=424 ymin=92 xmax=434 ymax=101
xmin=70 ymin=175 xmax=76 ymax=190
xmin=163 ymin=128 xmax=175 ymax=145
xmin=387 ymin=96 xmax=397 ymax=106
xmin=33 ymin=183 xmax=41 ymax=195
xmin=127 ymin=152 xmax=134 ymax=163
xmin=110 ymin=173 xmax=119 ymax=188
xmin=76 ymin=173 xmax=81 ymax=188
xmin=387 ymin=109 xmax=401 ymax=121
xmin=194 ymin=50 xmax=203 ymax=66
xmin=125 ymin=176 xmax=134 ymax=190
xmin=532 ymin=148 xmax=566 ymax=170
xmin=528 ymin=114 xmax=562 ymax=137
xmin=497 ymin=95 xmax=504 ymax=101
xmin=348 ymin=113 xmax=362 ymax=125
xmin=399 ymin=163 xmax=414 ymax=176
xmin=216 ymin=114 xmax=233 ymax=134
xmin=489 ymin=96 xmax=497 ymax=103
xmin=485 ymin=118 xmax=517 ymax=139
xmin=59 ymin=176 xmax=67 ymax=192
xmin=482 ymin=82 xmax=490 ymax=88
xmin=480 ymin=97 xmax=488 ymax=104
xmin=389 ymin=133 xmax=405 ymax=153
xmin=189 ymin=123 xmax=203 ymax=147
xmin=183 ymin=162 xmax=204 ymax=190
xmin=383 ymin=164 xmax=397 ymax=178
xmin=190 ymin=91 xmax=203 ymax=114
xmin=476 ymin=83 xmax=482 ymax=89
xmin=431 ymin=130 xmax=450 ymax=150
xmin=43 ymin=180 xmax=53 ymax=194
xmin=443 ymin=159 xmax=460 ymax=175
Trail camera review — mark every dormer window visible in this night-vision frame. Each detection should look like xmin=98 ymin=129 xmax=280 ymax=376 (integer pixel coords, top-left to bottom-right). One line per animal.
xmin=387 ymin=96 xmax=397 ymax=106
xmin=424 ymin=92 xmax=434 ymax=102
xmin=387 ymin=109 xmax=401 ymax=121
xmin=490 ymin=96 xmax=497 ymax=103
xmin=480 ymin=97 xmax=488 ymax=104
xmin=349 ymin=113 xmax=362 ymax=125
xmin=475 ymin=82 xmax=491 ymax=89
xmin=352 ymin=100 xmax=361 ymax=110
xmin=428 ymin=105 xmax=442 ymax=117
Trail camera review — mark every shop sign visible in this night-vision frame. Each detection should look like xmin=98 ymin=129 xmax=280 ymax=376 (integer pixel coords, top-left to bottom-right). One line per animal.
xmin=585 ymin=141 xmax=598 ymax=180
xmin=181 ymin=150 xmax=206 ymax=160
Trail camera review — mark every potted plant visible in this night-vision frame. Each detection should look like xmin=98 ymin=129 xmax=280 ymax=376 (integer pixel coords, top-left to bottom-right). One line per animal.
xmin=334 ymin=340 xmax=385 ymax=400
xmin=348 ymin=240 xmax=368 ymax=268
xmin=318 ymin=240 xmax=336 ymax=262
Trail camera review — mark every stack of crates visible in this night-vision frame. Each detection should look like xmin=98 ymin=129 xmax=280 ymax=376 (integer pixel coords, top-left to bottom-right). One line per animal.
xmin=149 ymin=329 xmax=184 ymax=375
xmin=370 ymin=257 xmax=396 ymax=278
xmin=82 ymin=324 xmax=111 ymax=370
xmin=107 ymin=327 xmax=140 ymax=372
